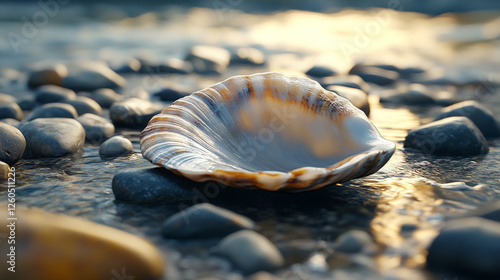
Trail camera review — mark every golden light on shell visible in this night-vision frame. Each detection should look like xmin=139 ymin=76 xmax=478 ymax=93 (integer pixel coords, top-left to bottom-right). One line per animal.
xmin=140 ymin=72 xmax=395 ymax=191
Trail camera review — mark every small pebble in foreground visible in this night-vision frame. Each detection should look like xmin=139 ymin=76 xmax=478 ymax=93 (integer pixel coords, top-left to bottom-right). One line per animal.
xmin=404 ymin=116 xmax=488 ymax=156
xmin=99 ymin=136 xmax=133 ymax=158
xmin=162 ymin=203 xmax=255 ymax=239
xmin=427 ymin=217 xmax=500 ymax=278
xmin=0 ymin=203 xmax=165 ymax=280
xmin=215 ymin=230 xmax=284 ymax=275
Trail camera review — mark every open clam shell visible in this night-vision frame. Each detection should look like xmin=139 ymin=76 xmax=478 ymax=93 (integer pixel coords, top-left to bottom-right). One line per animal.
xmin=140 ymin=72 xmax=395 ymax=192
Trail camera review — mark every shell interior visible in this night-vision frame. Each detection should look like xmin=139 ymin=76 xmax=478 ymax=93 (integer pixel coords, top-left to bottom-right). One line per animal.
xmin=141 ymin=72 xmax=395 ymax=191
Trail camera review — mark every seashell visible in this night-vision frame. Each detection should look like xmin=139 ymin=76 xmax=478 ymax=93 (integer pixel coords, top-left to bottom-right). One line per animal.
xmin=140 ymin=72 xmax=395 ymax=192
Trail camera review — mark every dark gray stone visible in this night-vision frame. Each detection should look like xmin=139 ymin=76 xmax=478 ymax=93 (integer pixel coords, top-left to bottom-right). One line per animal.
xmin=25 ymin=103 xmax=78 ymax=122
xmin=62 ymin=62 xmax=126 ymax=91
xmin=27 ymin=64 xmax=68 ymax=88
xmin=353 ymin=63 xmax=425 ymax=79
xmin=34 ymin=85 xmax=76 ymax=105
xmin=230 ymin=48 xmax=266 ymax=66
xmin=139 ymin=58 xmax=192 ymax=74
xmin=76 ymin=113 xmax=115 ymax=144
xmin=0 ymin=102 xmax=23 ymax=121
xmin=434 ymin=100 xmax=500 ymax=137
xmin=110 ymin=98 xmax=163 ymax=128
xmin=305 ymin=65 xmax=336 ymax=78
xmin=215 ymin=230 xmax=284 ymax=274
xmin=62 ymin=96 xmax=103 ymax=116
xmin=0 ymin=123 xmax=26 ymax=165
xmin=99 ymin=136 xmax=133 ymax=157
xmin=404 ymin=116 xmax=488 ymax=156
xmin=379 ymin=84 xmax=435 ymax=105
xmin=19 ymin=118 xmax=85 ymax=158
xmin=110 ymin=58 xmax=141 ymax=74
xmin=350 ymin=66 xmax=399 ymax=85
xmin=320 ymin=75 xmax=371 ymax=94
xmin=336 ymin=230 xmax=376 ymax=254
xmin=17 ymin=96 xmax=36 ymax=111
xmin=112 ymin=167 xmax=199 ymax=204
xmin=89 ymin=88 xmax=122 ymax=108
xmin=327 ymin=85 xmax=370 ymax=116
xmin=161 ymin=203 xmax=255 ymax=239
xmin=152 ymin=87 xmax=190 ymax=102
xmin=185 ymin=45 xmax=230 ymax=75
xmin=427 ymin=217 xmax=500 ymax=278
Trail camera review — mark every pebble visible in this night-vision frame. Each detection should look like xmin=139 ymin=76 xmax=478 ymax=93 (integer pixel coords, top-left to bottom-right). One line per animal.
xmin=349 ymin=65 xmax=399 ymax=85
xmin=327 ymin=85 xmax=370 ymax=116
xmin=354 ymin=63 xmax=426 ymax=79
xmin=404 ymin=116 xmax=489 ymax=156
xmin=230 ymin=47 xmax=266 ymax=66
xmin=110 ymin=98 xmax=163 ymax=128
xmin=276 ymin=239 xmax=323 ymax=265
xmin=152 ymin=87 xmax=190 ymax=102
xmin=305 ymin=65 xmax=337 ymax=78
xmin=0 ymin=68 xmax=21 ymax=86
xmin=0 ymin=118 xmax=20 ymax=126
xmin=24 ymin=103 xmax=78 ymax=122
xmin=27 ymin=64 xmax=68 ymax=88
xmin=0 ymin=102 xmax=23 ymax=121
xmin=0 ymin=93 xmax=16 ymax=105
xmin=138 ymin=57 xmax=192 ymax=74
xmin=0 ymin=203 xmax=165 ymax=280
xmin=215 ymin=230 xmax=284 ymax=274
xmin=0 ymin=123 xmax=26 ymax=165
xmin=34 ymin=85 xmax=76 ymax=104
xmin=76 ymin=113 xmax=115 ymax=144
xmin=61 ymin=62 xmax=126 ymax=91
xmin=62 ymin=96 xmax=103 ymax=116
xmin=161 ymin=203 xmax=255 ymax=239
xmin=379 ymin=84 xmax=435 ymax=105
xmin=335 ymin=230 xmax=376 ymax=254
xmin=19 ymin=118 xmax=85 ymax=158
xmin=112 ymin=167 xmax=199 ymax=204
xmin=17 ymin=96 xmax=36 ymax=110
xmin=88 ymin=88 xmax=122 ymax=108
xmin=0 ymin=161 xmax=9 ymax=180
xmin=185 ymin=45 xmax=230 ymax=75
xmin=110 ymin=58 xmax=142 ymax=73
xmin=434 ymin=100 xmax=500 ymax=137
xmin=319 ymin=75 xmax=370 ymax=94
xmin=98 ymin=136 xmax=133 ymax=157
xmin=427 ymin=217 xmax=500 ymax=278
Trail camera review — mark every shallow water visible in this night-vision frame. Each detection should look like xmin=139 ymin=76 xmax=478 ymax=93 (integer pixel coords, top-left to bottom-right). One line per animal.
xmin=1 ymin=4 xmax=500 ymax=279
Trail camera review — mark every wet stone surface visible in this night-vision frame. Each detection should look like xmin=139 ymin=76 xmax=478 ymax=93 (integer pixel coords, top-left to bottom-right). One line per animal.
xmin=1 ymin=4 xmax=500 ymax=280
